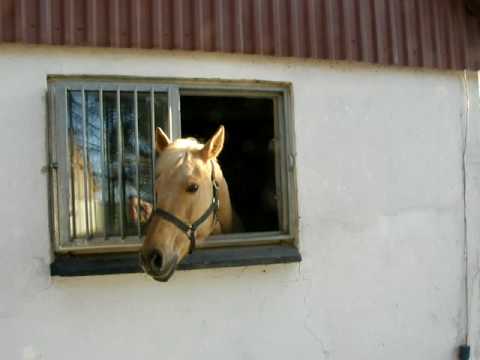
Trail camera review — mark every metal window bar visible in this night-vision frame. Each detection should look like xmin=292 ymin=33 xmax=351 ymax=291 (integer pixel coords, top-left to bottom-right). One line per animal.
xmin=134 ymin=89 xmax=142 ymax=238
xmin=117 ymin=88 xmax=125 ymax=238
xmin=65 ymin=88 xmax=76 ymax=241
xmin=80 ymin=88 xmax=91 ymax=239
xmin=168 ymin=86 xmax=181 ymax=139
xmin=105 ymin=95 xmax=114 ymax=238
xmin=99 ymin=88 xmax=108 ymax=240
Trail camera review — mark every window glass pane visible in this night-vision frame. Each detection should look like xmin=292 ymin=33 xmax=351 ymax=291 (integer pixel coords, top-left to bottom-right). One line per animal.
xmin=137 ymin=92 xmax=153 ymax=210
xmin=121 ymin=92 xmax=138 ymax=236
xmin=155 ymin=92 xmax=169 ymax=133
xmin=68 ymin=90 xmax=87 ymax=239
xmin=68 ymin=90 xmax=107 ymax=240
xmin=85 ymin=91 xmax=106 ymax=238
xmin=137 ymin=92 xmax=168 ymax=234
xmin=66 ymin=90 xmax=169 ymax=241
xmin=118 ymin=92 xmax=170 ymax=237
xmin=103 ymin=91 xmax=122 ymax=237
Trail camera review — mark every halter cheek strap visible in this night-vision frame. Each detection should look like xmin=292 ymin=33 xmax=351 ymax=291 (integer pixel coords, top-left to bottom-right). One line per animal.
xmin=153 ymin=160 xmax=220 ymax=254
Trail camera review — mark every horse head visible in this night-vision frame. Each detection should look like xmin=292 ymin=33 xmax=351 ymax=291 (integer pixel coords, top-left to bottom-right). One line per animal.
xmin=140 ymin=126 xmax=234 ymax=281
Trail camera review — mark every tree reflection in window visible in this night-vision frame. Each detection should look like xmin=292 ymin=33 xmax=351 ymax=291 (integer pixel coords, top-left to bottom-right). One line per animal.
xmin=67 ymin=90 xmax=168 ymax=240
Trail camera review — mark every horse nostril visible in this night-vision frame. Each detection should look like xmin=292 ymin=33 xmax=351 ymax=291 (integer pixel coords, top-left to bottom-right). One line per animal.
xmin=150 ymin=251 xmax=163 ymax=272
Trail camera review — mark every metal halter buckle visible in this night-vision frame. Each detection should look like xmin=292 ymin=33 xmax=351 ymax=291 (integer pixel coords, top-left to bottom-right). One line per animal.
xmin=186 ymin=225 xmax=193 ymax=238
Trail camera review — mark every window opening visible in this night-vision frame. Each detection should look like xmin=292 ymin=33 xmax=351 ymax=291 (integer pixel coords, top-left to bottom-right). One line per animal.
xmin=180 ymin=96 xmax=279 ymax=232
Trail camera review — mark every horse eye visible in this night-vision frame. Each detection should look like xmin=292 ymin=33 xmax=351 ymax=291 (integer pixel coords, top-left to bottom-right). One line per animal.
xmin=186 ymin=183 xmax=199 ymax=193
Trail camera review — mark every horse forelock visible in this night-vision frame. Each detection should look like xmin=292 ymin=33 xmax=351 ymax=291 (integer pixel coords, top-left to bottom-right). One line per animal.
xmin=156 ymin=138 xmax=211 ymax=178
xmin=171 ymin=137 xmax=204 ymax=151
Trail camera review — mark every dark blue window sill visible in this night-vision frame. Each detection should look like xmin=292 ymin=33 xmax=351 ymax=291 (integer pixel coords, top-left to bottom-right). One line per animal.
xmin=51 ymin=244 xmax=302 ymax=277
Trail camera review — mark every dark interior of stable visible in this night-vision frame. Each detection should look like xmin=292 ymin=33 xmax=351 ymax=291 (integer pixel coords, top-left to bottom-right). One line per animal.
xmin=180 ymin=95 xmax=279 ymax=233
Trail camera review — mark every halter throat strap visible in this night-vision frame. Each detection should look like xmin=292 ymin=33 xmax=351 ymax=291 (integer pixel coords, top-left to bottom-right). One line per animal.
xmin=153 ymin=160 xmax=220 ymax=254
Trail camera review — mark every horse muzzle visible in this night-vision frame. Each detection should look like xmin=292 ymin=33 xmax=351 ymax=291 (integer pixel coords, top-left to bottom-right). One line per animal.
xmin=140 ymin=250 xmax=178 ymax=282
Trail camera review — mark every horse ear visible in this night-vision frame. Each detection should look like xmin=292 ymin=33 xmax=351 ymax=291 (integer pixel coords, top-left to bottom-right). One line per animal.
xmin=201 ymin=125 xmax=225 ymax=160
xmin=156 ymin=127 xmax=171 ymax=152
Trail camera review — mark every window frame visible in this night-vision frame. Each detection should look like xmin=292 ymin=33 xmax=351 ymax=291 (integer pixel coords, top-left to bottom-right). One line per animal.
xmin=47 ymin=76 xmax=300 ymax=274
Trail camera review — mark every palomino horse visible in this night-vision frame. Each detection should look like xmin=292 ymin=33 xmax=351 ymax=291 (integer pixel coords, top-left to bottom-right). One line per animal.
xmin=139 ymin=125 xmax=237 ymax=281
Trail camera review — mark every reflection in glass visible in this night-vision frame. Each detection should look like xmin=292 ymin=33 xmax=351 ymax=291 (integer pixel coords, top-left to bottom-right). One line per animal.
xmin=68 ymin=90 xmax=86 ymax=238
xmin=139 ymin=92 xmax=168 ymax=234
xmin=155 ymin=92 xmax=169 ymax=135
xmin=85 ymin=91 xmax=105 ymax=238
xmin=120 ymin=92 xmax=138 ymax=236
xmin=67 ymin=89 xmax=168 ymax=241
xmin=103 ymin=91 xmax=121 ymax=237
xmin=137 ymin=93 xmax=154 ymax=235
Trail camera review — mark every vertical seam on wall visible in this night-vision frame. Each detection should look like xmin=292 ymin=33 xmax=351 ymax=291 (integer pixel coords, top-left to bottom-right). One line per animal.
xmin=462 ymin=69 xmax=470 ymax=345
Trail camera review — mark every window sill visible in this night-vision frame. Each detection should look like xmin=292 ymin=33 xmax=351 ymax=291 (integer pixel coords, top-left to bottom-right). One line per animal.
xmin=50 ymin=244 xmax=302 ymax=277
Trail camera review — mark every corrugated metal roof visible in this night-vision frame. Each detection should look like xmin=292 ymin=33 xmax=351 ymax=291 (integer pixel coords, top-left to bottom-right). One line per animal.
xmin=1 ymin=0 xmax=479 ymax=70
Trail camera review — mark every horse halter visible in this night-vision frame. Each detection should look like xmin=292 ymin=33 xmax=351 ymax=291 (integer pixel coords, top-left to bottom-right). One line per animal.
xmin=153 ymin=160 xmax=220 ymax=254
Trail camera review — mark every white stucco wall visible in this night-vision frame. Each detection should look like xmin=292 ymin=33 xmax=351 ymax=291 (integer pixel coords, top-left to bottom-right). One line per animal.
xmin=0 ymin=44 xmax=479 ymax=360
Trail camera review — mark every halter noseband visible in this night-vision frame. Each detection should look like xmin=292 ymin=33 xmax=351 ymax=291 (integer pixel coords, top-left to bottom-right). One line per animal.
xmin=152 ymin=160 xmax=220 ymax=254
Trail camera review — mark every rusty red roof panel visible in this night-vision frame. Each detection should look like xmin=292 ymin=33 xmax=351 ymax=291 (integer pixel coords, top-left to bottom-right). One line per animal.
xmin=1 ymin=0 xmax=480 ymax=70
